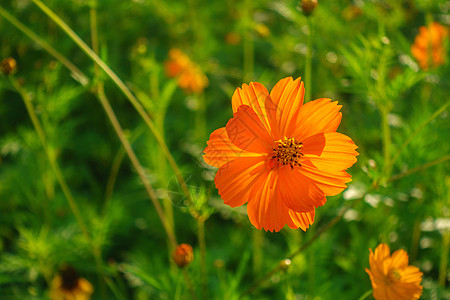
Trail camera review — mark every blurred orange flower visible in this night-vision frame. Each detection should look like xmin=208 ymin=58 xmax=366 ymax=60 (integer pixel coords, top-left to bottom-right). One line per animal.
xmin=203 ymin=77 xmax=358 ymax=232
xmin=365 ymin=243 xmax=423 ymax=300
xmin=411 ymin=22 xmax=448 ymax=70
xmin=172 ymin=243 xmax=194 ymax=268
xmin=165 ymin=48 xmax=209 ymax=94
xmin=50 ymin=265 xmax=93 ymax=300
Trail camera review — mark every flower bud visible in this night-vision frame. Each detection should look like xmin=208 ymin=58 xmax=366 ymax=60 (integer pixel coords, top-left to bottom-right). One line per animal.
xmin=279 ymin=258 xmax=292 ymax=270
xmin=1 ymin=57 xmax=17 ymax=75
xmin=300 ymin=0 xmax=318 ymax=16
xmin=172 ymin=243 xmax=194 ymax=268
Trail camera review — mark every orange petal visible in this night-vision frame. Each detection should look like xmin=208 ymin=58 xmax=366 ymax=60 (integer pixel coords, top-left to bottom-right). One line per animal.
xmin=269 ymin=77 xmax=305 ymax=138
xmin=277 ymin=165 xmax=326 ymax=212
xmin=293 ymin=98 xmax=342 ymax=141
xmin=298 ymin=163 xmax=351 ymax=196
xmin=203 ymin=127 xmax=261 ymax=168
xmin=246 ymin=169 xmax=295 ymax=232
xmin=303 ymin=132 xmax=358 ymax=171
xmin=215 ymin=157 xmax=266 ymax=208
xmin=287 ymin=209 xmax=315 ymax=231
xmin=390 ymin=249 xmax=409 ymax=269
xmin=226 ymin=105 xmax=273 ymax=153
xmin=231 ymin=82 xmax=277 ymax=136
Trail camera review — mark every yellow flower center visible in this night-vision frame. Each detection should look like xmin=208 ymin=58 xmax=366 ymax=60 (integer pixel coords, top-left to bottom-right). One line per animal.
xmin=387 ymin=268 xmax=402 ymax=283
xmin=272 ymin=138 xmax=304 ymax=169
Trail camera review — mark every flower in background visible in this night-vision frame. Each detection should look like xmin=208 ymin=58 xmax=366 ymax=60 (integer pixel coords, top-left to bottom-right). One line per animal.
xmin=50 ymin=265 xmax=93 ymax=300
xmin=165 ymin=48 xmax=209 ymax=94
xmin=411 ymin=22 xmax=448 ymax=70
xmin=365 ymin=243 xmax=423 ymax=300
xmin=172 ymin=243 xmax=194 ymax=268
xmin=203 ymin=77 xmax=358 ymax=232
xmin=1 ymin=57 xmax=17 ymax=75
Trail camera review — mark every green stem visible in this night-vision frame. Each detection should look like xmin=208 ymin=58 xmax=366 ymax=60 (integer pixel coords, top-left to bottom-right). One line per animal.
xmin=243 ymin=1 xmax=254 ymax=82
xmin=240 ymin=195 xmax=367 ymax=298
xmin=197 ymin=218 xmax=207 ymax=299
xmin=388 ymin=154 xmax=450 ymax=182
xmin=182 ymin=269 xmax=198 ymax=300
xmin=0 ymin=5 xmax=89 ymax=86
xmin=11 ymin=77 xmax=107 ymax=297
xmin=252 ymin=230 xmax=263 ymax=277
xmin=305 ymin=17 xmax=313 ymax=102
xmin=381 ymin=107 xmax=391 ymax=177
xmin=31 ymin=0 xmax=193 ymax=207
xmin=11 ymin=78 xmax=90 ymax=243
xmin=96 ymin=83 xmax=177 ymax=248
xmin=410 ymin=221 xmax=421 ymax=262
xmin=439 ymin=232 xmax=449 ymax=287
xmin=358 ymin=289 xmax=373 ymax=300
xmin=195 ymin=93 xmax=207 ymax=142
xmin=390 ymin=101 xmax=450 ymax=169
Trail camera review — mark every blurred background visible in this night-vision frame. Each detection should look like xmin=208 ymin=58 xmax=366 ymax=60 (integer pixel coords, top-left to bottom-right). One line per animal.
xmin=0 ymin=0 xmax=449 ymax=299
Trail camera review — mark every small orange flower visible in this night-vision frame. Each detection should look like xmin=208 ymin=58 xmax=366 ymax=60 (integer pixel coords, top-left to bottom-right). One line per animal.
xmin=50 ymin=265 xmax=94 ymax=300
xmin=172 ymin=243 xmax=194 ymax=268
xmin=164 ymin=48 xmax=209 ymax=94
xmin=411 ymin=22 xmax=448 ymax=70
xmin=203 ymin=77 xmax=358 ymax=232
xmin=365 ymin=244 xmax=423 ymax=300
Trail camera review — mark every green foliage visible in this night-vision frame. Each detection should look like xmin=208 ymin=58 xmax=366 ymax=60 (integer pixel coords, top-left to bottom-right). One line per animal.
xmin=0 ymin=0 xmax=449 ymax=299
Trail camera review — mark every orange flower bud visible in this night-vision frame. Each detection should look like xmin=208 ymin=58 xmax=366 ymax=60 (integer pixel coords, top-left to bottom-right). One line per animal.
xmin=300 ymin=0 xmax=318 ymax=16
xmin=172 ymin=244 xmax=194 ymax=268
xmin=1 ymin=57 xmax=17 ymax=75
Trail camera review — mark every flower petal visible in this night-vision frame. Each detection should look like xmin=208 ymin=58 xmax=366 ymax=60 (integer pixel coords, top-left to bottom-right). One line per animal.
xmin=231 ymin=82 xmax=277 ymax=135
xmin=203 ymin=127 xmax=261 ymax=168
xmin=303 ymin=132 xmax=358 ymax=171
xmin=269 ymin=77 xmax=305 ymax=138
xmin=226 ymin=105 xmax=273 ymax=153
xmin=287 ymin=209 xmax=315 ymax=231
xmin=293 ymin=98 xmax=342 ymax=141
xmin=390 ymin=249 xmax=409 ymax=269
xmin=277 ymin=165 xmax=326 ymax=212
xmin=298 ymin=163 xmax=352 ymax=196
xmin=215 ymin=157 xmax=266 ymax=208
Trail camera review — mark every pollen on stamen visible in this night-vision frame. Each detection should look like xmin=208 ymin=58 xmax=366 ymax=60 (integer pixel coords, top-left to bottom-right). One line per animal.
xmin=272 ymin=137 xmax=304 ymax=169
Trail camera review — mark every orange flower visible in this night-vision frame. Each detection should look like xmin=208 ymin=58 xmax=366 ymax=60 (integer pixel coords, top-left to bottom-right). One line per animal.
xmin=50 ymin=265 xmax=94 ymax=300
xmin=411 ymin=22 xmax=448 ymax=70
xmin=203 ymin=77 xmax=358 ymax=232
xmin=164 ymin=48 xmax=209 ymax=94
xmin=365 ymin=244 xmax=423 ymax=300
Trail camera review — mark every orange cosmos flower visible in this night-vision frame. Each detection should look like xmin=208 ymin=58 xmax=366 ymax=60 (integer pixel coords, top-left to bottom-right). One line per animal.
xmin=365 ymin=243 xmax=423 ymax=300
xmin=411 ymin=22 xmax=448 ymax=70
xmin=203 ymin=77 xmax=358 ymax=232
xmin=165 ymin=48 xmax=209 ymax=94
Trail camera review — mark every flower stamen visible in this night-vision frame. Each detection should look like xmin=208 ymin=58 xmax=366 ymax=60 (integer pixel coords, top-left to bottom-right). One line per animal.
xmin=388 ymin=268 xmax=402 ymax=283
xmin=273 ymin=138 xmax=304 ymax=169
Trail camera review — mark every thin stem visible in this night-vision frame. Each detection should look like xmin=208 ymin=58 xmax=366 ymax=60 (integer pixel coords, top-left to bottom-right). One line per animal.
xmin=358 ymin=289 xmax=373 ymax=300
xmin=96 ymin=81 xmax=177 ymax=248
xmin=439 ymin=232 xmax=449 ymax=287
xmin=240 ymin=196 xmax=365 ymax=298
xmin=11 ymin=77 xmax=107 ymax=297
xmin=390 ymin=100 xmax=450 ymax=169
xmin=11 ymin=78 xmax=90 ymax=241
xmin=410 ymin=221 xmax=421 ymax=262
xmin=305 ymin=17 xmax=313 ymax=102
xmin=197 ymin=219 xmax=208 ymax=299
xmin=182 ymin=269 xmax=198 ymax=300
xmin=388 ymin=154 xmax=450 ymax=182
xmin=31 ymin=0 xmax=193 ymax=207
xmin=0 ymin=5 xmax=89 ymax=86
xmin=381 ymin=107 xmax=391 ymax=176
xmin=243 ymin=1 xmax=254 ymax=83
